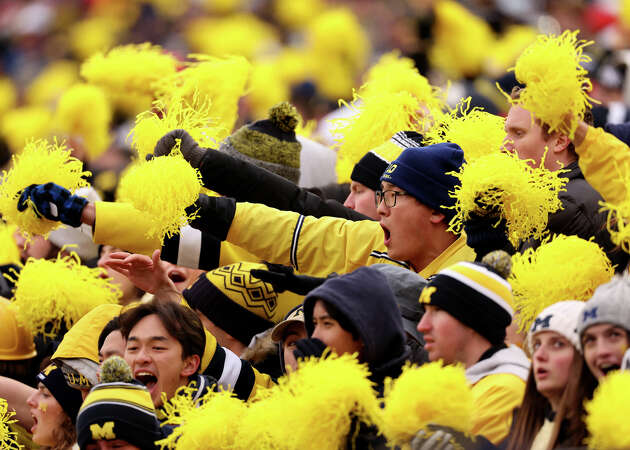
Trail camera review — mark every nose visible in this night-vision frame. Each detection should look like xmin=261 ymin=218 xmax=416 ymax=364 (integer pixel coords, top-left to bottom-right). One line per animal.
xmin=343 ymin=192 xmax=355 ymax=210
xmin=502 ymin=136 xmax=515 ymax=153
xmin=377 ymin=198 xmax=390 ymax=217
xmin=311 ymin=325 xmax=322 ymax=341
xmin=533 ymin=345 xmax=548 ymax=362
xmin=594 ymin=339 xmax=613 ymax=360
xmin=26 ymin=391 xmax=37 ymax=408
xmin=417 ymin=314 xmax=430 ymax=333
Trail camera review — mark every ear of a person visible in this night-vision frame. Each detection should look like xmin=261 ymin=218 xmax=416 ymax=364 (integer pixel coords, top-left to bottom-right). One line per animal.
xmin=181 ymin=354 xmax=201 ymax=377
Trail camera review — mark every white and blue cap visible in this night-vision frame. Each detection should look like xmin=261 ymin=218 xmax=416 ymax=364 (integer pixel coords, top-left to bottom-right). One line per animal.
xmin=527 ymin=300 xmax=584 ymax=355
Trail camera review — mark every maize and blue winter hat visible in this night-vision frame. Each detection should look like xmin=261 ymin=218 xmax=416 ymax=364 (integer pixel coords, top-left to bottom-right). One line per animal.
xmin=577 ymin=273 xmax=630 ymax=341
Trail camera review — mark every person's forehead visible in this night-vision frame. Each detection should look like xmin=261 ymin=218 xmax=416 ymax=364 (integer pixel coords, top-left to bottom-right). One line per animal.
xmin=381 ymin=181 xmax=399 ymax=190
xmin=129 ymin=314 xmax=173 ymax=340
xmin=282 ymin=322 xmax=306 ymax=340
xmin=586 ymin=322 xmax=626 ymax=336
xmin=507 ymin=105 xmax=537 ymax=127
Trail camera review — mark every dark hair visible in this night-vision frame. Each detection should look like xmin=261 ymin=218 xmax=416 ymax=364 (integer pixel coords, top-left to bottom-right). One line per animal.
xmin=506 ymin=351 xmax=597 ymax=450
xmin=509 ymin=85 xmax=594 ymax=155
xmin=319 ymin=300 xmax=361 ymax=342
xmin=97 ymin=316 xmax=121 ymax=351
xmin=47 ymin=412 xmax=76 ymax=450
xmin=119 ymin=298 xmax=206 ymax=361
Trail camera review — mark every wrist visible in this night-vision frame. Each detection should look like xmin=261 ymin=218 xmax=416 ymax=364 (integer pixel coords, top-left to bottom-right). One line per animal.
xmin=81 ymin=202 xmax=96 ymax=226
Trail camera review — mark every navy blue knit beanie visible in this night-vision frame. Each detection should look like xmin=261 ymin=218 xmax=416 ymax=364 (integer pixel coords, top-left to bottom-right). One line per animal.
xmin=380 ymin=143 xmax=464 ymax=220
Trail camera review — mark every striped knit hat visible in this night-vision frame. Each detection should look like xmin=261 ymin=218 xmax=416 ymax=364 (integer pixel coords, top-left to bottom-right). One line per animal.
xmin=76 ymin=357 xmax=162 ymax=449
xmin=420 ymin=255 xmax=514 ymax=345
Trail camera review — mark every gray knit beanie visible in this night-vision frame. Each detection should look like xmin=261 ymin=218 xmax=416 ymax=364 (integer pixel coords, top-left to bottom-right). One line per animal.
xmin=577 ymin=274 xmax=630 ymax=341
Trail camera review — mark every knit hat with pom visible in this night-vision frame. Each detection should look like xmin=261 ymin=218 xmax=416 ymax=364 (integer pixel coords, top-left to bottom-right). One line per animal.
xmin=218 ymin=102 xmax=301 ymax=183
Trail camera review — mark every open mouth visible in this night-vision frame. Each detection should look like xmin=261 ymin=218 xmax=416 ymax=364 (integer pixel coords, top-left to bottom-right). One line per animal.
xmin=599 ymin=363 xmax=620 ymax=376
xmin=30 ymin=414 xmax=38 ymax=433
xmin=135 ymin=371 xmax=158 ymax=390
xmin=535 ymin=368 xmax=548 ymax=378
xmin=380 ymin=223 xmax=391 ymax=245
xmin=168 ymin=270 xmax=186 ymax=284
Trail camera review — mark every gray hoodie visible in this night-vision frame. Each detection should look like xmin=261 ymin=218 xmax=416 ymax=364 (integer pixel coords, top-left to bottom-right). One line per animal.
xmin=466 ymin=345 xmax=530 ymax=385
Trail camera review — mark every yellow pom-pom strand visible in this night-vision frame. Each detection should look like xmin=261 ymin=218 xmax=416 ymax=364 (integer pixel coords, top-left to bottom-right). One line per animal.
xmin=380 ymin=362 xmax=473 ymax=449
xmin=128 ymin=93 xmax=224 ymax=161
xmin=154 ymin=54 xmax=251 ymax=142
xmin=0 ymin=139 xmax=90 ymax=240
xmin=585 ymin=371 xmax=630 ymax=449
xmin=157 ymin=386 xmax=247 ymax=450
xmin=599 ymin=165 xmax=630 ymax=253
xmin=509 ymin=30 xmax=597 ymax=138
xmin=8 ymin=253 xmax=121 ymax=338
xmin=360 ymin=51 xmax=446 ymax=128
xmin=423 ymin=97 xmax=506 ymax=162
xmin=448 ymin=152 xmax=566 ymax=246
xmin=332 ymin=91 xmax=423 ymax=183
xmin=0 ymin=221 xmax=20 ymax=267
xmin=116 ymin=145 xmax=202 ymax=244
xmin=0 ymin=398 xmax=21 ymax=450
xmin=55 ymin=83 xmax=112 ymax=160
xmin=247 ymin=59 xmax=291 ymax=120
xmin=510 ymin=235 xmax=613 ymax=332
xmin=80 ymin=43 xmax=178 ymax=112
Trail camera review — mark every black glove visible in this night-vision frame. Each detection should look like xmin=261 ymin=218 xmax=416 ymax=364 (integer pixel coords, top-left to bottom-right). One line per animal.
xmin=152 ymin=129 xmax=208 ymax=168
xmin=185 ymin=194 xmax=236 ymax=240
xmin=411 ymin=424 xmax=496 ymax=450
xmin=293 ymin=338 xmax=327 ymax=361
xmin=250 ymin=263 xmax=329 ymax=295
xmin=463 ymin=211 xmax=514 ymax=262
xmin=17 ymin=183 xmax=88 ymax=228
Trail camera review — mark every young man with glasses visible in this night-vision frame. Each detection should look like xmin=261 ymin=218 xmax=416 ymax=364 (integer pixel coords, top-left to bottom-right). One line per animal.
xmin=17 ymin=143 xmax=475 ymax=277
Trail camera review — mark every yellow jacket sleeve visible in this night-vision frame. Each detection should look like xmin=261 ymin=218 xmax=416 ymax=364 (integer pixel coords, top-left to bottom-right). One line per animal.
xmin=470 ymin=373 xmax=526 ymax=445
xmin=226 ymin=202 xmax=411 ymax=276
xmin=575 ymin=126 xmax=630 ymax=204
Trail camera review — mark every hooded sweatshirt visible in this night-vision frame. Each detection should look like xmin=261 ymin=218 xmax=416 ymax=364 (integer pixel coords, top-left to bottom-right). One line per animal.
xmin=303 ymin=266 xmax=409 ymax=391
xmin=466 ymin=345 xmax=530 ymax=445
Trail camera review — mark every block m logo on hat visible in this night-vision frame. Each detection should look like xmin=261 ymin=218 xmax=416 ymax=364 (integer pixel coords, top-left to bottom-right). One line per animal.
xmin=583 ymin=307 xmax=598 ymax=322
xmin=531 ymin=315 xmax=552 ymax=333
xmin=90 ymin=421 xmax=116 ymax=440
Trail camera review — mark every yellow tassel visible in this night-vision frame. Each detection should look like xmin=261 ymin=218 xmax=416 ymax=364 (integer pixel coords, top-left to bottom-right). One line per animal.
xmin=485 ymin=25 xmax=538 ymax=77
xmin=600 ymin=165 xmax=630 ymax=253
xmin=80 ymin=43 xmax=178 ymax=108
xmin=116 ymin=145 xmax=202 ymax=244
xmin=25 ymin=60 xmax=79 ymax=107
xmin=55 ymin=83 xmax=112 ymax=159
xmin=510 ymin=30 xmax=596 ymax=138
xmin=510 ymin=235 xmax=613 ymax=332
xmin=154 ymin=55 xmax=251 ymax=141
xmin=380 ymin=362 xmax=473 ymax=449
xmin=0 ymin=398 xmax=21 ymax=450
xmin=423 ymin=97 xmax=506 ymax=161
xmin=0 ymin=106 xmax=53 ymax=154
xmin=8 ymin=253 xmax=121 ymax=338
xmin=0 ymin=139 xmax=90 ymax=240
xmin=448 ymin=152 xmax=566 ymax=246
xmin=128 ymin=94 xmax=224 ymax=161
xmin=429 ymin=0 xmax=495 ymax=79
xmin=360 ymin=51 xmax=446 ymax=127
xmin=0 ymin=222 xmax=20 ymax=266
xmin=0 ymin=77 xmax=17 ymax=118
xmin=185 ymin=14 xmax=279 ymax=60
xmin=585 ymin=370 xmax=630 ymax=449
xmin=157 ymin=387 xmax=247 ymax=450
xmin=332 ymin=91 xmax=423 ymax=183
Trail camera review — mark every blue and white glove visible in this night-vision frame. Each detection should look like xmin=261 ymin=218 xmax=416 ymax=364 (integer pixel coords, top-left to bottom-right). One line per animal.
xmin=17 ymin=183 xmax=88 ymax=228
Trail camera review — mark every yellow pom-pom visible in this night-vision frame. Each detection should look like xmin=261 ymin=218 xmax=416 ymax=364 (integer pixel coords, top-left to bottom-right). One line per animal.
xmin=0 ymin=222 xmax=20 ymax=266
xmin=380 ymin=362 xmax=473 ymax=449
xmin=157 ymin=387 xmax=247 ymax=450
xmin=68 ymin=16 xmax=122 ymax=61
xmin=622 ymin=0 xmax=630 ymax=29
xmin=0 ymin=139 xmax=90 ymax=239
xmin=116 ymin=146 xmax=202 ymax=244
xmin=448 ymin=152 xmax=566 ymax=246
xmin=240 ymin=353 xmax=380 ymax=450
xmin=247 ymin=60 xmax=291 ymax=120
xmin=25 ymin=60 xmax=79 ymax=107
xmin=0 ymin=77 xmax=17 ymax=118
xmin=0 ymin=398 xmax=21 ymax=450
xmin=9 ymin=253 xmax=121 ymax=338
xmin=332 ymin=91 xmax=423 ymax=183
xmin=599 ymin=166 xmax=630 ymax=253
xmin=510 ymin=30 xmax=596 ymax=138
xmin=0 ymin=106 xmax=53 ymax=153
xmin=81 ymin=43 xmax=178 ymax=107
xmin=510 ymin=235 xmax=614 ymax=332
xmin=485 ymin=25 xmax=538 ymax=77
xmin=360 ymin=51 xmax=446 ymax=127
xmin=128 ymin=94 xmax=224 ymax=160
xmin=423 ymin=98 xmax=506 ymax=161
xmin=55 ymin=83 xmax=112 ymax=160
xmin=429 ymin=0 xmax=495 ymax=79
xmin=185 ymin=14 xmax=279 ymax=60
xmin=273 ymin=0 xmax=325 ymax=30
xmin=585 ymin=371 xmax=630 ymax=449
xmin=155 ymin=54 xmax=251 ymax=141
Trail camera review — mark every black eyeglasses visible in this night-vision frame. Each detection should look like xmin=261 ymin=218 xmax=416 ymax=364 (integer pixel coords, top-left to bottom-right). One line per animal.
xmin=375 ymin=190 xmax=409 ymax=208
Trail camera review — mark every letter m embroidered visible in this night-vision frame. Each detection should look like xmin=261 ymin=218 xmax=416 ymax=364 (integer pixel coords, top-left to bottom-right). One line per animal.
xmin=90 ymin=422 xmax=116 ymax=440
xmin=531 ymin=314 xmax=552 ymax=333
xmin=583 ymin=307 xmax=598 ymax=322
